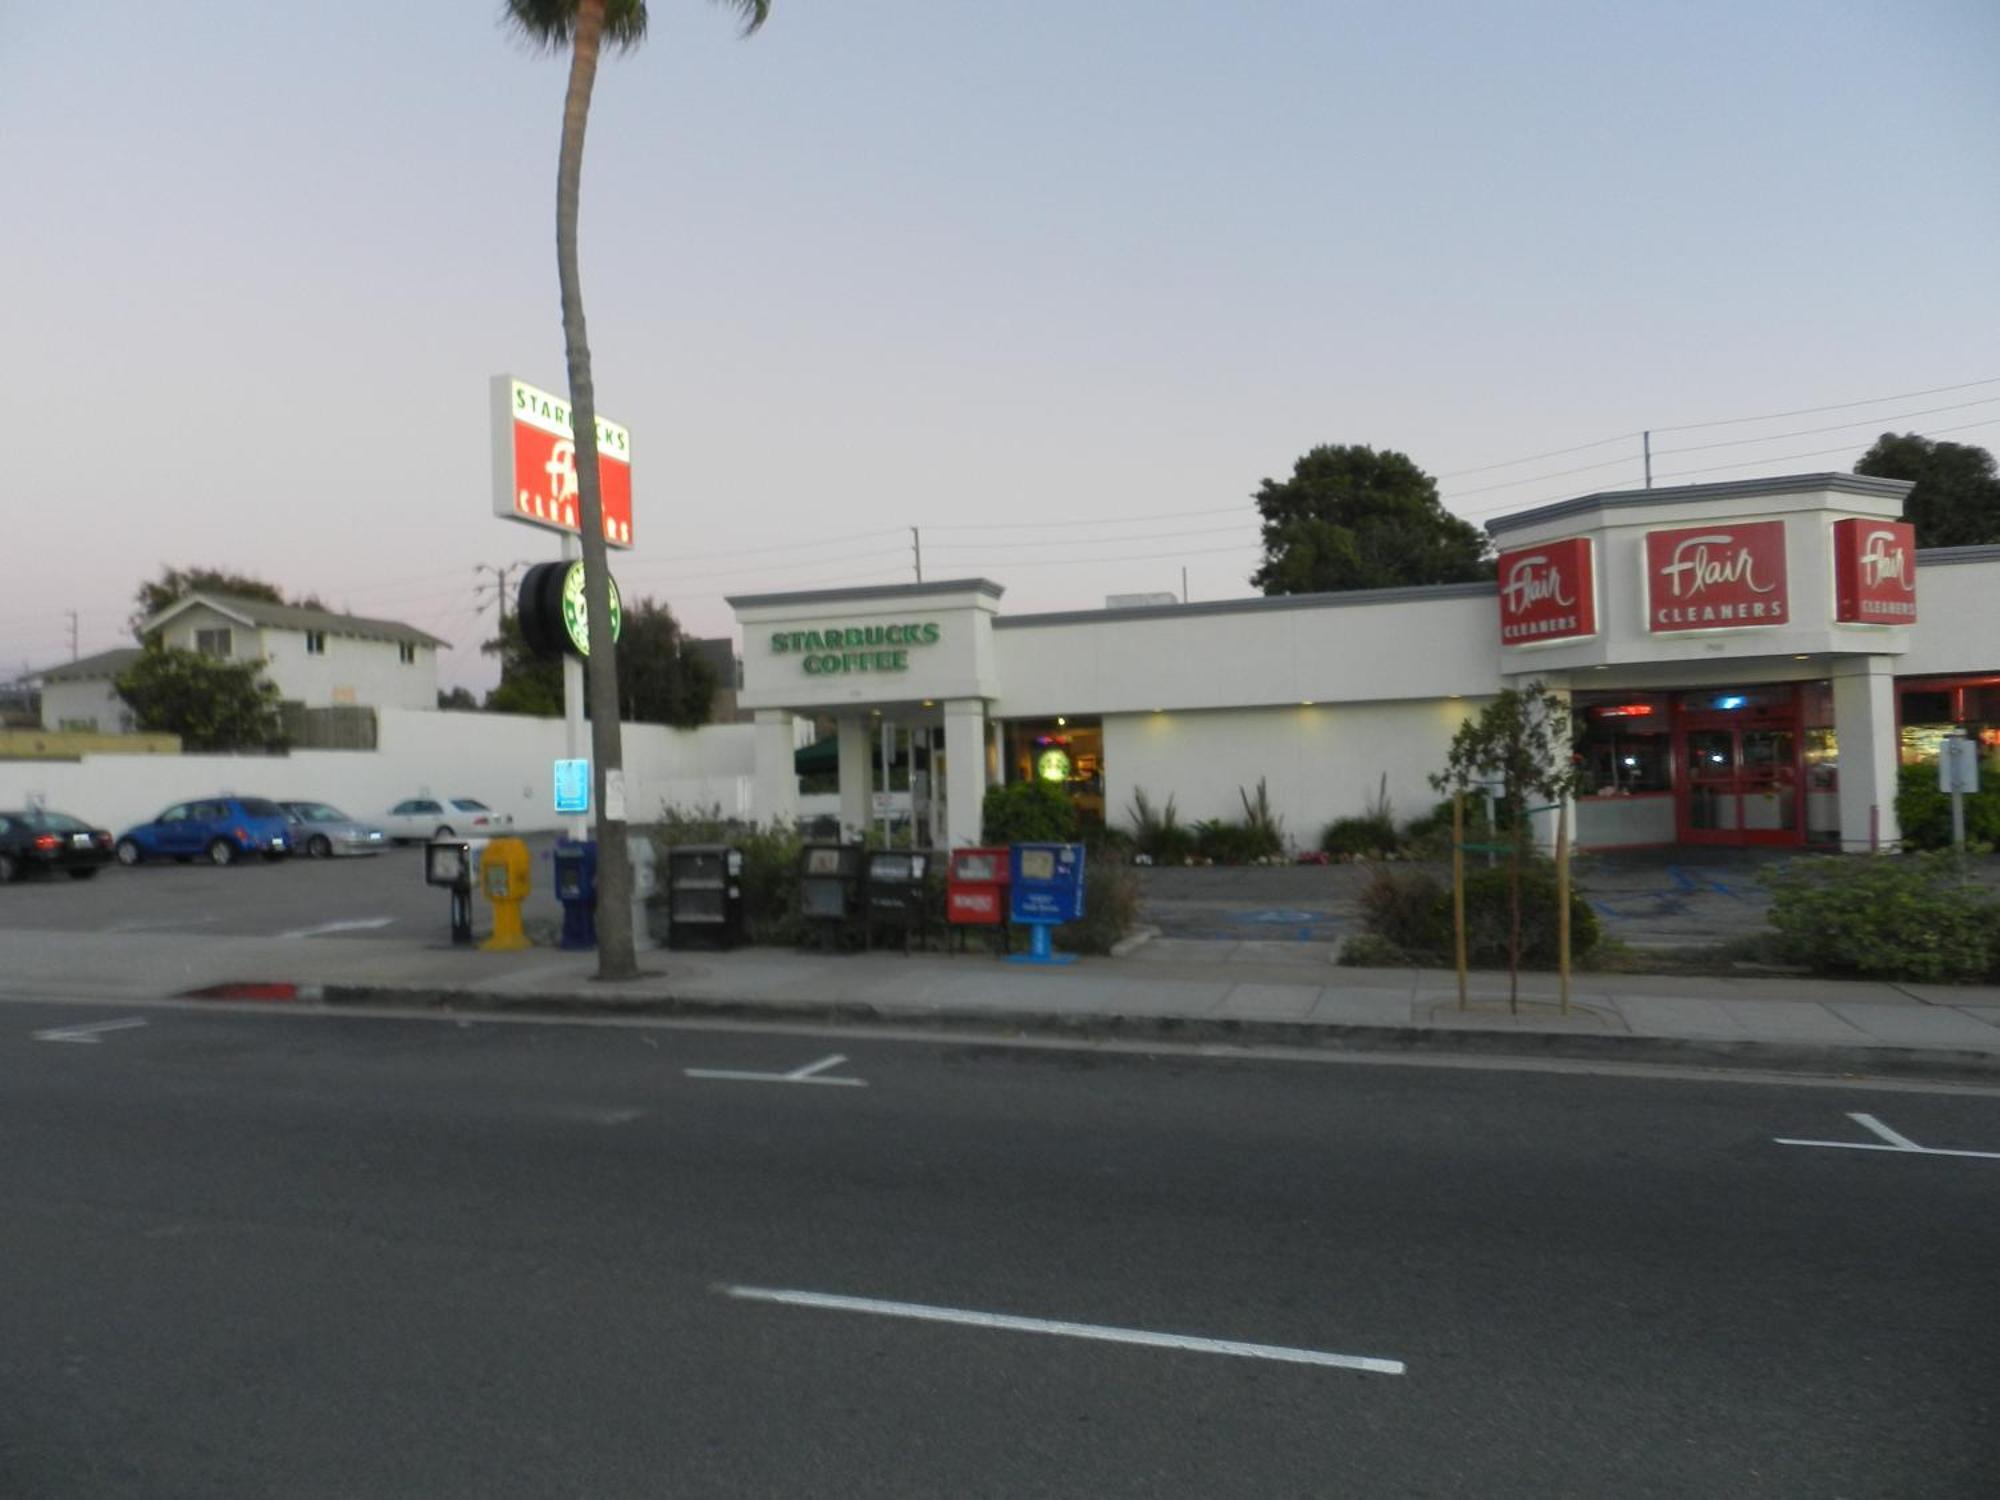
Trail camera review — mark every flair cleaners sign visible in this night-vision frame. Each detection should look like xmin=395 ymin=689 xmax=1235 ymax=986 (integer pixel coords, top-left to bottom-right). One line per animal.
xmin=1831 ymin=518 xmax=1918 ymax=624
xmin=1496 ymin=537 xmax=1596 ymax=645
xmin=490 ymin=375 xmax=634 ymax=549
xmin=1644 ymin=521 xmax=1788 ymax=633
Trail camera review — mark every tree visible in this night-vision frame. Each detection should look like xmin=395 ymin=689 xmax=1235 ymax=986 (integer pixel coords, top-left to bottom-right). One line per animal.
xmin=1251 ymin=444 xmax=1491 ymax=595
xmin=618 ymin=597 xmax=716 ymax=727
xmin=1430 ymin=682 xmax=1587 ymax=1011
xmin=505 ymin=0 xmax=770 ymax=980
xmin=437 ymin=686 xmax=481 ymax=711
xmin=130 ymin=566 xmax=327 ymax=637
xmin=481 ymin=615 xmax=564 ymax=717
xmin=1854 ymin=432 xmax=2000 ymax=549
xmin=114 ymin=642 xmax=286 ymax=752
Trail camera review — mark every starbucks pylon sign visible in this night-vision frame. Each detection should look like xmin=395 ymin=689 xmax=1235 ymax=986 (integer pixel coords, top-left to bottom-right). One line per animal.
xmin=519 ymin=560 xmax=623 ymax=660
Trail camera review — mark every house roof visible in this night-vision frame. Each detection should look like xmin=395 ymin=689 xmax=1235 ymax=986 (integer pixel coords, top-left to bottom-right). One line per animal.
xmin=140 ymin=592 xmax=449 ymax=650
xmin=35 ymin=647 xmax=144 ymax=684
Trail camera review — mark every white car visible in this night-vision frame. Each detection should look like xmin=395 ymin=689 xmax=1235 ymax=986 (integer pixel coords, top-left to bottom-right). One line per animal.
xmin=380 ymin=797 xmax=514 ymax=844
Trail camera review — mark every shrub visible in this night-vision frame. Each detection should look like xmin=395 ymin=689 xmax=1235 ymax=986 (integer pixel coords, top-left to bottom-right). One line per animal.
xmin=1055 ymin=858 xmax=1144 ymax=955
xmin=1895 ymin=759 xmax=2000 ymax=851
xmin=982 ymin=780 xmax=1079 ymax=845
xmin=1321 ymin=814 xmax=1399 ymax=859
xmin=1761 ymin=853 xmax=1999 ymax=982
xmin=1337 ymin=932 xmax=1414 ymax=967
xmin=1127 ymin=787 xmax=1196 ymax=864
xmin=1342 ymin=859 xmax=1598 ymax=968
xmin=646 ymin=805 xmax=806 ymax=945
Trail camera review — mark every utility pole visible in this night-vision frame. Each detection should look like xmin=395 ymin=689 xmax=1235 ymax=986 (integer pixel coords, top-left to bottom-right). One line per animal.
xmin=1643 ymin=431 xmax=1653 ymax=489
xmin=66 ymin=611 xmax=78 ymax=661
xmin=911 ymin=526 xmax=923 ymax=584
xmin=1181 ymin=566 xmax=1188 ymax=604
xmin=474 ymin=561 xmax=531 ymax=629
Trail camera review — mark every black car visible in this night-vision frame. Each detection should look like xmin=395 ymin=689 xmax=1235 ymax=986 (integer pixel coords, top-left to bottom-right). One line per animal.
xmin=0 ymin=808 xmax=116 ymax=882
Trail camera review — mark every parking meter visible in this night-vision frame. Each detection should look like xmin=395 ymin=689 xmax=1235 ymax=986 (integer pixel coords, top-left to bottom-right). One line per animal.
xmin=1007 ymin=842 xmax=1085 ymax=966
xmin=552 ymin=837 xmax=598 ymax=950
xmin=479 ymin=837 xmax=533 ymax=952
xmin=425 ymin=837 xmax=475 ymax=946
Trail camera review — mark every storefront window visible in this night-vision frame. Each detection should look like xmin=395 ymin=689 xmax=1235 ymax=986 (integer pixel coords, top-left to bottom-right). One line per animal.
xmin=1576 ymin=695 xmax=1670 ymax=796
xmin=1004 ymin=719 xmax=1104 ymax=824
xmin=1898 ymin=677 xmax=2000 ymax=763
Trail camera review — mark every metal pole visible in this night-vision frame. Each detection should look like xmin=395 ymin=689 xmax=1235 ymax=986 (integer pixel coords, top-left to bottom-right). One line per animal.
xmin=879 ymin=717 xmax=892 ymax=846
xmin=1452 ymin=793 xmax=1468 ymax=1011
xmin=912 ymin=527 xmax=923 ymax=585
xmin=1181 ymin=566 xmax=1188 ymax=604
xmin=1643 ymin=431 xmax=1652 ymax=489
xmin=1557 ymin=798 xmax=1572 ymax=1017
xmin=561 ymin=533 xmax=588 ymax=841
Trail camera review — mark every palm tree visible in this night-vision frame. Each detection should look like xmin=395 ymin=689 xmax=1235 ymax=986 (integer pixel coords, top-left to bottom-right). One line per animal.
xmin=505 ymin=0 xmax=770 ymax=978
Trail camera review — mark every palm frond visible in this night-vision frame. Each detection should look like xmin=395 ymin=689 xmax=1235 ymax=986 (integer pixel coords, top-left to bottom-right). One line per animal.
xmin=502 ymin=0 xmax=650 ymax=53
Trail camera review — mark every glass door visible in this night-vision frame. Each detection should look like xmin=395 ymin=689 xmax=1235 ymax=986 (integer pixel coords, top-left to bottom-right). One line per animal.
xmin=1674 ymin=692 xmax=1806 ymax=846
xmin=1738 ymin=728 xmax=1799 ymax=838
xmin=1683 ymin=730 xmax=1739 ymax=837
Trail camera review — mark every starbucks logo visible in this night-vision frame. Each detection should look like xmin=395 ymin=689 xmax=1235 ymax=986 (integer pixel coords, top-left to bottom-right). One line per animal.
xmin=560 ymin=561 xmax=622 ymax=657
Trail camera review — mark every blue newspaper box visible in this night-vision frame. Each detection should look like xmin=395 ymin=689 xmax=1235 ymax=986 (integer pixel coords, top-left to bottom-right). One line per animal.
xmin=1007 ymin=842 xmax=1085 ymax=965
xmin=552 ymin=837 xmax=598 ymax=950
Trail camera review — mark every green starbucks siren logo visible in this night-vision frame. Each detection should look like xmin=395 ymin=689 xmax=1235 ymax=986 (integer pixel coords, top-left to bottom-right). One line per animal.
xmin=561 ymin=561 xmax=622 ymax=657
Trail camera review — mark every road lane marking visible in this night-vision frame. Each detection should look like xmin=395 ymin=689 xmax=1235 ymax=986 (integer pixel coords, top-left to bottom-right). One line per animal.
xmin=277 ymin=917 xmax=396 ymax=940
xmin=1775 ymin=1110 xmax=2000 ymax=1161
xmin=718 ymin=1285 xmax=1405 ymax=1376
xmin=686 ymin=1052 xmax=866 ymax=1087
xmin=33 ymin=1017 xmax=149 ymax=1044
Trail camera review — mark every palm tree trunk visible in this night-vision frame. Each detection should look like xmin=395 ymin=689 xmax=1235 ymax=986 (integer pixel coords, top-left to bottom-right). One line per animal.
xmin=556 ymin=0 xmax=636 ymax=979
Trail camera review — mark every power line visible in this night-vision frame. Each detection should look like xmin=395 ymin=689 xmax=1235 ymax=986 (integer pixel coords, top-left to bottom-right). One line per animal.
xmin=926 ymin=504 xmax=1248 ymax=533
xmin=1650 ymin=375 xmax=2000 ymax=436
xmin=929 ymin=522 xmax=1257 ymax=556
xmin=1436 ymin=431 xmax=1639 ymax=480
xmin=1649 ymin=416 xmax=2000 ymax=484
xmin=1652 ymin=395 xmax=2000 ymax=459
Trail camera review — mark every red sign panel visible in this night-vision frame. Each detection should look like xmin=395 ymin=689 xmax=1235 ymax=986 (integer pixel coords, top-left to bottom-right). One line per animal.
xmin=1497 ymin=537 xmax=1597 ymax=645
xmin=1832 ymin=518 xmax=1918 ymax=624
xmin=1644 ymin=521 xmax=1788 ymax=632
xmin=491 ymin=376 xmax=634 ymax=549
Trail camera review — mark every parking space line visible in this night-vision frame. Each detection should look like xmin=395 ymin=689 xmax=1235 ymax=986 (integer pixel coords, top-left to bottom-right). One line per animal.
xmin=686 ymin=1052 xmax=867 ymax=1087
xmin=277 ymin=917 xmax=396 ymax=940
xmin=719 ymin=1284 xmax=1405 ymax=1375
xmin=33 ymin=1017 xmax=149 ymax=1044
xmin=1775 ymin=1110 xmax=2000 ymax=1161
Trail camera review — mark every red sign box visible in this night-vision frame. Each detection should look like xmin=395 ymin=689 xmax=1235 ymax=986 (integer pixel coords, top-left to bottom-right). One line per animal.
xmin=1644 ymin=521 xmax=1788 ymax=632
xmin=1497 ymin=537 xmax=1597 ymax=645
xmin=1832 ymin=518 xmax=1918 ymax=624
xmin=491 ymin=376 xmax=634 ymax=549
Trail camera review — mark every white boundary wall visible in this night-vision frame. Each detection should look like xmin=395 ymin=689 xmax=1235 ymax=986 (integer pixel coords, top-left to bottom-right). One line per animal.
xmin=0 ymin=708 xmax=756 ymax=836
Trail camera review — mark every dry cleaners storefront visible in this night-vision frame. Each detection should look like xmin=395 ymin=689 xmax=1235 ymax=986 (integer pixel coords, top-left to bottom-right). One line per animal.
xmin=730 ymin=473 xmax=2000 ymax=854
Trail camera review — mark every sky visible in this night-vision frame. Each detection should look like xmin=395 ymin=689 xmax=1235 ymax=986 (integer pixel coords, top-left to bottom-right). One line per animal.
xmin=4 ymin=0 xmax=1997 ymax=694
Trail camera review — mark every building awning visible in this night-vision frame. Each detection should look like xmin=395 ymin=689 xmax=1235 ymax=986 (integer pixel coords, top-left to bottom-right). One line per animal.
xmin=795 ymin=737 xmax=838 ymax=775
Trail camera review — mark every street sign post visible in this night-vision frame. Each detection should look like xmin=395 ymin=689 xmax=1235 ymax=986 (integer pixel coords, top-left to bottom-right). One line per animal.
xmin=1939 ymin=733 xmax=1979 ymax=852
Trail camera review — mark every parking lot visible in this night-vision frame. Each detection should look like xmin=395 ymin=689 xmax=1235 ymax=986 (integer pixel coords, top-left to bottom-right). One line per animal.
xmin=0 ymin=835 xmax=567 ymax=941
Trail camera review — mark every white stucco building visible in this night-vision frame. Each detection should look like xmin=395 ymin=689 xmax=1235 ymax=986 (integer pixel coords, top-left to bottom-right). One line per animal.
xmin=730 ymin=474 xmax=2000 ymax=854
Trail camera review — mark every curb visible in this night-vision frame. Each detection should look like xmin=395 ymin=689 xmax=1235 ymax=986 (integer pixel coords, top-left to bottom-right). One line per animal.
xmin=304 ymin=983 xmax=2000 ymax=1084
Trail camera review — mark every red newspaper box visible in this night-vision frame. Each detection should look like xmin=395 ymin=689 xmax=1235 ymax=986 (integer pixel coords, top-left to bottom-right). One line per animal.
xmin=947 ymin=847 xmax=1010 ymax=929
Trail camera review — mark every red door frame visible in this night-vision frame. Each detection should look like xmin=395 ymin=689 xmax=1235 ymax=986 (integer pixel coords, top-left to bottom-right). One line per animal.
xmin=1672 ymin=686 xmax=1807 ymax=848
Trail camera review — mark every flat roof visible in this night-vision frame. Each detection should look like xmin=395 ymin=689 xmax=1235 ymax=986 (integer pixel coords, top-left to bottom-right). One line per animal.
xmin=727 ymin=578 xmax=1004 ymax=610
xmin=994 ymin=579 xmax=1496 ymax=630
xmin=1485 ymin=472 xmax=1915 ymax=535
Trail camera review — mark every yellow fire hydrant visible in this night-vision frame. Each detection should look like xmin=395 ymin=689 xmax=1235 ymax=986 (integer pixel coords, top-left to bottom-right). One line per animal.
xmin=480 ymin=837 xmax=533 ymax=952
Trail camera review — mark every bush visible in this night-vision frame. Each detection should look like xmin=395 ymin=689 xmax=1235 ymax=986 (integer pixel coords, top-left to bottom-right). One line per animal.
xmin=982 ymin=780 xmax=1079 ymax=845
xmin=1055 ymin=858 xmax=1144 ymax=955
xmin=1761 ymin=853 xmax=1999 ymax=982
xmin=1895 ymin=759 xmax=2000 ymax=851
xmin=647 ymin=805 xmax=806 ymax=945
xmin=1127 ymin=787 xmax=1197 ymax=864
xmin=1341 ymin=858 xmax=1598 ymax=968
xmin=1321 ymin=814 xmax=1399 ymax=859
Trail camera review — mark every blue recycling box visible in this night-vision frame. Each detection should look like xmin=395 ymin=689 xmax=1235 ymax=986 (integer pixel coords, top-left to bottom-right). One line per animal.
xmin=1007 ymin=842 xmax=1085 ymax=964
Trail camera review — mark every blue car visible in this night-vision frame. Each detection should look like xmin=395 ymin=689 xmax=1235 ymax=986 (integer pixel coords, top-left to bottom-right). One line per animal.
xmin=115 ymin=796 xmax=293 ymax=867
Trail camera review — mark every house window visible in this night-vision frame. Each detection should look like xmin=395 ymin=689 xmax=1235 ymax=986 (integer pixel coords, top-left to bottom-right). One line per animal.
xmin=305 ymin=631 xmax=326 ymax=656
xmin=399 ymin=642 xmax=417 ymax=665
xmin=195 ymin=628 xmax=232 ymax=659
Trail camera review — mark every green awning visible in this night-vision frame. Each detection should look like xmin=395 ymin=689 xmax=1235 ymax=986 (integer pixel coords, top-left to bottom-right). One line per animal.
xmin=795 ymin=737 xmax=839 ymax=775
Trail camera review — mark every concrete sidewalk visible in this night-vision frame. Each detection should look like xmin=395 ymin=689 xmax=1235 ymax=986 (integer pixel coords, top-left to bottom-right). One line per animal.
xmin=11 ymin=925 xmax=2000 ymax=1080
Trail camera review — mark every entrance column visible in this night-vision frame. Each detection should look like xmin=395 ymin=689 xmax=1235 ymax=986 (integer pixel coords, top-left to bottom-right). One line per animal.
xmin=1831 ymin=657 xmax=1900 ymax=852
xmin=753 ymin=709 xmax=800 ymax=828
xmin=943 ymin=698 xmax=988 ymax=848
xmin=836 ymin=715 xmax=871 ymax=837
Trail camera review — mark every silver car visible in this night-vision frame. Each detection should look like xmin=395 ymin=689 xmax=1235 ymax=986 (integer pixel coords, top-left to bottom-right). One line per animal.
xmin=280 ymin=801 xmax=388 ymax=858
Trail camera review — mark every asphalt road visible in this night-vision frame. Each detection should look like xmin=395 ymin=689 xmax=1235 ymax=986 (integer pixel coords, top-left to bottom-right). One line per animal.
xmin=2 ymin=997 xmax=1995 ymax=1497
